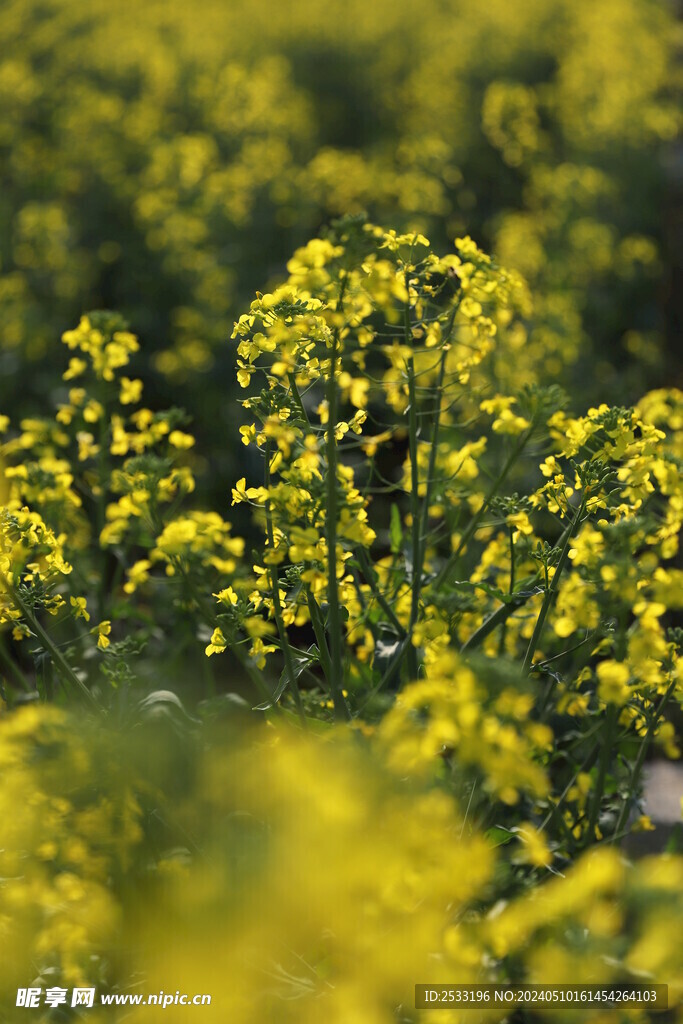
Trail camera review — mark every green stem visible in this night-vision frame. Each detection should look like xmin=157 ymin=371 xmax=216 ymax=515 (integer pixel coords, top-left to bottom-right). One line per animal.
xmin=355 ymin=548 xmax=405 ymax=639
xmin=587 ymin=704 xmax=617 ymax=840
xmin=417 ymin=302 xmax=458 ymax=565
xmin=288 ymin=373 xmax=310 ymax=427
xmin=306 ymin=589 xmax=333 ymax=686
xmin=460 ymin=593 xmax=529 ymax=653
xmin=0 ymin=634 xmax=33 ymax=693
xmin=358 ymin=635 xmax=409 ymax=712
xmin=537 ymin=632 xmax=599 ymax=668
xmin=95 ymin=400 xmax=111 ymax=623
xmin=0 ymin=571 xmax=99 ymax=709
xmin=461 ymin=519 xmax=575 ymax=655
xmin=498 ymin=527 xmax=515 ymax=656
xmin=540 ymin=743 xmax=601 ymax=835
xmin=435 ymin=427 xmax=533 ymax=588
xmin=612 ymin=677 xmax=677 ymax=842
xmin=264 ymin=444 xmax=306 ymax=724
xmin=405 ymin=296 xmax=420 ymax=681
xmin=173 ymin=553 xmax=280 ymax=712
xmin=522 ymin=495 xmax=587 ymax=675
xmin=415 ymin=342 xmax=449 ymax=595
xmin=323 ymin=285 xmax=351 ymax=722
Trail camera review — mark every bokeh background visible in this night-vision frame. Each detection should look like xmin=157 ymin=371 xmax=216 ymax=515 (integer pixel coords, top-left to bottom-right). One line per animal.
xmin=1 ymin=0 xmax=680 ymax=498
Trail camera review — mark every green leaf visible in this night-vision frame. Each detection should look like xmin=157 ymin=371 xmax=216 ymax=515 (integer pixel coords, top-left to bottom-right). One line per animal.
xmin=253 ymin=674 xmax=289 ymax=712
xmin=138 ymin=690 xmax=200 ymax=724
xmin=253 ymin=649 xmax=313 ymax=711
xmin=389 ymin=503 xmax=403 ymax=554
xmin=665 ymin=823 xmax=683 ymax=854
xmin=485 ymin=826 xmax=516 ymax=848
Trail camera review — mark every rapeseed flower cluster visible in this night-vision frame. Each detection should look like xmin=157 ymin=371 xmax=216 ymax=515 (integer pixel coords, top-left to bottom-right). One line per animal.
xmin=207 ymin=223 xmax=681 ymax=862
xmin=0 ymin=310 xmax=245 ymax=700
xmin=0 ymin=224 xmax=680 ymax=1021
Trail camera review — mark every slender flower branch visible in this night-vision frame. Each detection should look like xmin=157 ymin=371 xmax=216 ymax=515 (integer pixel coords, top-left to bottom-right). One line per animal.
xmin=306 ymin=589 xmax=333 ymax=687
xmin=264 ymin=443 xmax=306 ymax=724
xmin=498 ymin=526 xmax=516 ymax=656
xmin=0 ymin=569 xmax=100 ymax=709
xmin=435 ymin=426 xmax=534 ymax=589
xmin=323 ymin=280 xmax=351 ymax=722
xmin=587 ymin=703 xmax=617 ymax=839
xmin=522 ymin=494 xmax=587 ymax=675
xmin=174 ymin=558 xmax=279 ymax=712
xmin=288 ymin=373 xmax=311 ymax=427
xmin=355 ymin=547 xmax=405 ymax=640
xmin=0 ymin=634 xmax=33 ymax=694
xmin=612 ymin=677 xmax=677 ymax=842
xmin=405 ymin=291 xmax=421 ymax=681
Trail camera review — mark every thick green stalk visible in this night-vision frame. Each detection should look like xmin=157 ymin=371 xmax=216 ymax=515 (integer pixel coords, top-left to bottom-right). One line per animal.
xmin=416 ymin=300 xmax=459 ymax=569
xmin=405 ymin=295 xmax=420 ymax=681
xmin=417 ymin=345 xmax=448 ymax=559
xmin=411 ymin=335 xmax=453 ymax=663
xmin=324 ymin=311 xmax=351 ymax=722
